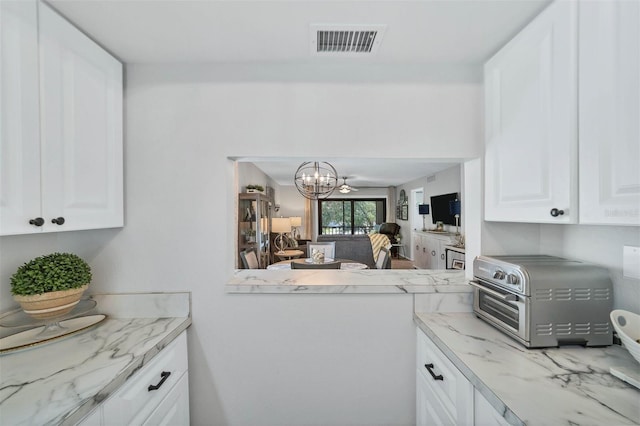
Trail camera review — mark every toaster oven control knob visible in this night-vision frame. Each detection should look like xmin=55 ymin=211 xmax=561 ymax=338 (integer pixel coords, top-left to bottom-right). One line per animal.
xmin=493 ymin=269 xmax=505 ymax=280
xmin=506 ymin=273 xmax=519 ymax=285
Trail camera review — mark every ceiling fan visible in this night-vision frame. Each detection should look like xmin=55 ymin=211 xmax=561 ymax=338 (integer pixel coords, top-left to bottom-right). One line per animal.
xmin=339 ymin=177 xmax=359 ymax=194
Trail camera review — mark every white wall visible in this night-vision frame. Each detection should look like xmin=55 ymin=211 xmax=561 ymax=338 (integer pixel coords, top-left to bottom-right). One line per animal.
xmin=396 ymin=164 xmax=462 ymax=259
xmin=539 ymin=225 xmax=640 ymax=313
xmin=0 ymin=65 xmax=483 ymax=425
xmin=479 ymin=221 xmax=640 ymax=313
xmin=237 ymin=162 xmax=271 ymax=192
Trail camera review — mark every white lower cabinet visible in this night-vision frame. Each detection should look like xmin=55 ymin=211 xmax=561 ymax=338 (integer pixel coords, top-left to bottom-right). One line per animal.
xmin=474 ymin=389 xmax=510 ymax=426
xmin=416 ymin=329 xmax=473 ymax=425
xmin=78 ymin=331 xmax=189 ymax=426
xmin=413 ymin=232 xmax=454 ymax=270
xmin=417 ymin=328 xmax=507 ymax=426
xmin=143 ymin=372 xmax=190 ymax=426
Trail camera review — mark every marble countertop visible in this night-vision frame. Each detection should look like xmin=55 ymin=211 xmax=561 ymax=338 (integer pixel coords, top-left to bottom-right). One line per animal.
xmin=226 ymin=269 xmax=472 ymax=294
xmin=414 ymin=312 xmax=640 ymax=426
xmin=0 ymin=293 xmax=191 ymax=426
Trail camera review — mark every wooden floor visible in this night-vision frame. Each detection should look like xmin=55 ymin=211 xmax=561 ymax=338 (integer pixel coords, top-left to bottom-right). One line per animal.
xmin=390 ymin=257 xmax=415 ymax=269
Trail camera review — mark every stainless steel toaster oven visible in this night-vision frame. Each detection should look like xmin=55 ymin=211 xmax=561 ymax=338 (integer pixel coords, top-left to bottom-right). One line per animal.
xmin=470 ymin=255 xmax=613 ymax=348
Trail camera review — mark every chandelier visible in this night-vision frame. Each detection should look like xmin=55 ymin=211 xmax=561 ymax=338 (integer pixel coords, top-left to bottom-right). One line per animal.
xmin=294 ymin=161 xmax=338 ymax=200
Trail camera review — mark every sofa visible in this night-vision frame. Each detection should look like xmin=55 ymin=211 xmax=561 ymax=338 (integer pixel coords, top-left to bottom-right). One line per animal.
xmin=317 ymin=235 xmax=387 ymax=269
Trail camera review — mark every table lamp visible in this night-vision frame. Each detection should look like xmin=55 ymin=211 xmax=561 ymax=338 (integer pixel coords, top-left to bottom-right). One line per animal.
xmin=449 ymin=199 xmax=461 ymax=235
xmin=418 ymin=204 xmax=429 ymax=231
xmin=272 ymin=217 xmax=291 ymax=254
xmin=290 ymin=216 xmax=302 ymax=239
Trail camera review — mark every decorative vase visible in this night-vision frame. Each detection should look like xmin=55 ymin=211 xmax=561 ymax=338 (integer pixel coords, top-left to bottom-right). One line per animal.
xmin=311 ymin=249 xmax=325 ymax=264
xmin=14 ymin=285 xmax=88 ymax=320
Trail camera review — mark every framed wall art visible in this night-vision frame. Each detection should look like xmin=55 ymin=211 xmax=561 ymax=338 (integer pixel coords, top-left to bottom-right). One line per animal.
xmin=452 ymin=259 xmax=465 ymax=270
xmin=401 ymin=204 xmax=408 ymax=221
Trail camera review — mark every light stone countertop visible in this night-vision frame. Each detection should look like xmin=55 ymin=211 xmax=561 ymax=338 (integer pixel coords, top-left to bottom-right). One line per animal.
xmin=414 ymin=312 xmax=640 ymax=426
xmin=226 ymin=269 xmax=472 ymax=294
xmin=0 ymin=293 xmax=191 ymax=426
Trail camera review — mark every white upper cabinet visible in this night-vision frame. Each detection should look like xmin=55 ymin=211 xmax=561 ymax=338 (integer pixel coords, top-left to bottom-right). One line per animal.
xmin=578 ymin=1 xmax=640 ymax=226
xmin=38 ymin=2 xmax=123 ymax=232
xmin=484 ymin=0 xmax=578 ymax=224
xmin=0 ymin=1 xmax=123 ymax=235
xmin=0 ymin=0 xmax=42 ymax=234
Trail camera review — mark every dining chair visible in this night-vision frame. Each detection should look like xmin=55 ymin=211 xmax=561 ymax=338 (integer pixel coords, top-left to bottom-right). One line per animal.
xmin=376 ymin=247 xmax=391 ymax=269
xmin=291 ymin=260 xmax=341 ymax=269
xmin=307 ymin=242 xmax=336 ymax=259
xmin=240 ymin=248 xmax=260 ymax=269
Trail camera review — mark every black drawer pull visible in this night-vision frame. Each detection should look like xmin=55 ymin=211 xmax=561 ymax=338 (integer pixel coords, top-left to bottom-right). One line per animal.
xmin=148 ymin=371 xmax=171 ymax=391
xmin=424 ymin=363 xmax=443 ymax=381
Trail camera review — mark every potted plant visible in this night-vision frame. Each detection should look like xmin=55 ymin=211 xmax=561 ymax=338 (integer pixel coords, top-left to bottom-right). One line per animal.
xmin=10 ymin=252 xmax=92 ymax=320
xmin=246 ymin=184 xmax=265 ymax=194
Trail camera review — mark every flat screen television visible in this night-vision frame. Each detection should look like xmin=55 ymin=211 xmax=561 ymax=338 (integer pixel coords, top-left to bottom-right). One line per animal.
xmin=430 ymin=192 xmax=459 ymax=225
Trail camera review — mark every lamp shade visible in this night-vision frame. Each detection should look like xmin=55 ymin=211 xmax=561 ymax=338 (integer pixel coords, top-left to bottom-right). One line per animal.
xmin=449 ymin=199 xmax=461 ymax=216
xmin=272 ymin=217 xmax=291 ymax=233
xmin=290 ymin=216 xmax=302 ymax=227
xmin=418 ymin=204 xmax=430 ymax=215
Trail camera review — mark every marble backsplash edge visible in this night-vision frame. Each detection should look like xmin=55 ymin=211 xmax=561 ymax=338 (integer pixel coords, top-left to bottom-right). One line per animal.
xmin=414 ymin=292 xmax=473 ymax=313
xmin=90 ymin=292 xmax=191 ymax=318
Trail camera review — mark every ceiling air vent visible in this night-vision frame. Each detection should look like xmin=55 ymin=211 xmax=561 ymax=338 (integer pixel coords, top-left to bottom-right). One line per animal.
xmin=310 ymin=24 xmax=386 ymax=56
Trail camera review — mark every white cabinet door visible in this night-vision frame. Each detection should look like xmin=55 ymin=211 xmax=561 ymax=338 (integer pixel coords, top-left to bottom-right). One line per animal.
xmin=38 ymin=1 xmax=123 ymax=232
xmin=102 ymin=332 xmax=188 ymax=425
xmin=416 ymin=367 xmax=455 ymax=426
xmin=142 ymin=373 xmax=190 ymax=426
xmin=425 ymin=237 xmax=440 ymax=269
xmin=413 ymin=233 xmax=430 ymax=269
xmin=485 ymin=0 xmax=578 ymax=224
xmin=416 ymin=328 xmax=474 ymax=425
xmin=0 ymin=0 xmax=42 ymax=235
xmin=579 ymin=0 xmax=640 ymax=226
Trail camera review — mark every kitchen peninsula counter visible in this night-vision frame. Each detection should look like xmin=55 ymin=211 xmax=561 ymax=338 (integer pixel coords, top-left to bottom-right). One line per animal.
xmin=226 ymin=269 xmax=472 ymax=294
xmin=415 ymin=312 xmax=640 ymax=426
xmin=0 ymin=293 xmax=191 ymax=426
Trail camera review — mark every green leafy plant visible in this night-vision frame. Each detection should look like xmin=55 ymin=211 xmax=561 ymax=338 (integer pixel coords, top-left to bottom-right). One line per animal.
xmin=10 ymin=253 xmax=92 ymax=296
xmin=246 ymin=184 xmax=264 ymax=192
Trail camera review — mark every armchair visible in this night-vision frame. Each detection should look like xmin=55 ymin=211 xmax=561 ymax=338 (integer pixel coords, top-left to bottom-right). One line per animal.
xmin=378 ymin=222 xmax=401 ymax=257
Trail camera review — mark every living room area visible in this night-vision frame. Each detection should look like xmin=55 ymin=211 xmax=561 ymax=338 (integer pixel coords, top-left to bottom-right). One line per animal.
xmin=235 ymin=159 xmax=464 ymax=271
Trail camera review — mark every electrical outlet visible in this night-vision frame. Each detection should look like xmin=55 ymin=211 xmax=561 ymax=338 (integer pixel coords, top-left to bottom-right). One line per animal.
xmin=623 ymin=246 xmax=640 ymax=280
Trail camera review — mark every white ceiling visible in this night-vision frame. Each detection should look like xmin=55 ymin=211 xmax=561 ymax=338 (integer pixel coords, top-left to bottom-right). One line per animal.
xmin=48 ymin=0 xmax=551 ymax=65
xmin=46 ymin=0 xmax=550 ymax=188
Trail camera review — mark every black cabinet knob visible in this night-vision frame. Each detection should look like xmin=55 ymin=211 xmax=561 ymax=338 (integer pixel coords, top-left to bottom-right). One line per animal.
xmin=550 ymin=208 xmax=565 ymax=217
xmin=51 ymin=217 xmax=65 ymax=225
xmin=29 ymin=217 xmax=44 ymax=227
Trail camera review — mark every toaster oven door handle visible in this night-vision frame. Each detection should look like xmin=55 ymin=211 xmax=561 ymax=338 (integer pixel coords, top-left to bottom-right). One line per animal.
xmin=469 ymin=280 xmax=518 ymax=302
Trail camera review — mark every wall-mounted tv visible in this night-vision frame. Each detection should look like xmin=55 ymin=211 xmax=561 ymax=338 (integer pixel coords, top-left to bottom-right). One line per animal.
xmin=430 ymin=192 xmax=459 ymax=225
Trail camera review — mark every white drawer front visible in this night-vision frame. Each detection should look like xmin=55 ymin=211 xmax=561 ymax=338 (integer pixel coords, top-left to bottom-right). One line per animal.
xmin=142 ymin=372 xmax=190 ymax=426
xmin=103 ymin=331 xmax=188 ymax=425
xmin=416 ymin=328 xmax=473 ymax=424
xmin=417 ymin=366 xmax=455 ymax=426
